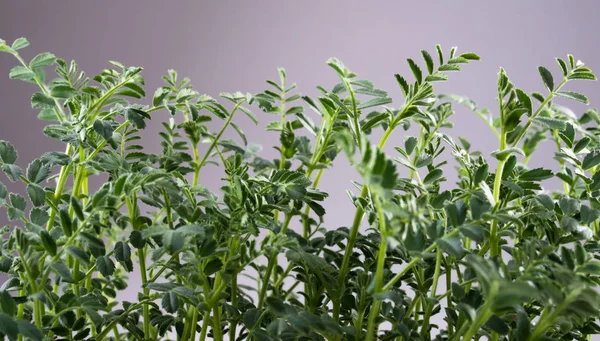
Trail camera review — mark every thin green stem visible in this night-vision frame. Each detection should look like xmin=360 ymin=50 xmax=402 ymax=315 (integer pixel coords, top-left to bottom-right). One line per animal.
xmin=196 ymin=99 xmax=246 ymax=178
xmin=365 ymin=194 xmax=387 ymax=341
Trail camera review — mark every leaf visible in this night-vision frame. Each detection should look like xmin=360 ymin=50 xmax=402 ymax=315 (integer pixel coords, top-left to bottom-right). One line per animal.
xmin=9 ymin=66 xmax=35 ymax=81
xmin=66 ymin=246 xmax=90 ymax=265
xmin=26 ymin=159 xmax=50 ymax=184
xmin=30 ymin=52 xmax=56 ymax=68
xmin=568 ymin=72 xmax=597 ymax=81
xmin=582 ymin=150 xmax=600 ymax=170
xmin=533 ymin=117 xmax=566 ymax=130
xmin=52 ymin=262 xmax=74 ymax=283
xmin=204 ymin=259 xmax=223 ymax=276
xmin=556 ymin=91 xmax=589 ymax=104
xmin=519 ymin=168 xmax=553 ymax=181
xmin=515 ymin=89 xmax=532 ymax=115
xmin=16 ymin=320 xmax=43 ymax=341
xmin=26 ymin=184 xmax=46 ymax=207
xmin=407 ymin=59 xmax=423 ymax=84
xmin=163 ymin=230 xmax=184 ymax=253
xmin=357 ymin=97 xmax=392 ymax=110
xmin=93 ymin=120 xmax=113 ymax=141
xmin=404 ymin=136 xmax=418 ymax=155
xmin=459 ymin=224 xmax=486 ymax=243
xmin=1 ymin=164 xmax=23 ymax=182
xmin=126 ymin=108 xmax=151 ymax=129
xmin=40 ymin=230 xmax=57 ymax=256
xmin=423 ymin=168 xmax=443 ymax=184
xmin=437 ymin=236 xmax=466 ymax=258
xmin=153 ymin=87 xmax=170 ymax=106
xmin=0 ymin=141 xmax=18 ymax=164
xmin=243 ymin=309 xmax=262 ymax=329
xmin=0 ymin=312 xmax=18 ymax=341
xmin=11 ymin=37 xmax=29 ymax=50
xmin=265 ymin=297 xmax=287 ymax=316
xmin=491 ymin=148 xmax=524 ymax=161
xmin=0 ymin=290 xmax=15 ymax=317
xmin=538 ymin=66 xmax=554 ymax=91
xmin=161 ymin=292 xmax=179 ymax=313
xmin=421 ymin=50 xmax=434 ymax=74
xmin=31 ymin=92 xmax=55 ymax=109
xmin=114 ymin=241 xmax=131 ymax=262
xmin=50 ymin=85 xmax=77 ymax=99
xmin=485 ymin=315 xmax=509 ymax=335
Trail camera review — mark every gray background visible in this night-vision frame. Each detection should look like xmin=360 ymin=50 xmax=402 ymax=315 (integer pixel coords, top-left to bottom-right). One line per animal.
xmin=1 ymin=1 xmax=600 ymax=338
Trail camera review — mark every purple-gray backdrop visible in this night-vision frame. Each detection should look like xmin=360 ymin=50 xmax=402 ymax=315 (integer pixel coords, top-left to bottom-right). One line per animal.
xmin=1 ymin=1 xmax=600 ymax=338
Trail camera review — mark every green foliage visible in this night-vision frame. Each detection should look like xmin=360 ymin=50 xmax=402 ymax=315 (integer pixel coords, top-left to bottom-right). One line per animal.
xmin=1 ymin=36 xmax=600 ymax=341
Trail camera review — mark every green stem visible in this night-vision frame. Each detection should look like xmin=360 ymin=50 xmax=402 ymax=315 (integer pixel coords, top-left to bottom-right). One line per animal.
xmin=383 ymin=229 xmax=459 ymax=292
xmin=258 ymin=213 xmax=292 ymax=308
xmin=95 ymin=299 xmax=154 ymax=341
xmin=229 ymin=273 xmax=238 ymax=341
xmin=421 ymin=248 xmax=443 ymax=338
xmin=333 ymin=109 xmax=404 ymax=321
xmin=365 ymin=194 xmax=387 ymax=341
xmin=510 ymin=78 xmax=567 ymax=148
xmin=460 ymin=282 xmax=498 ymax=341
xmin=196 ymin=99 xmax=246 ymax=178
xmin=528 ymin=288 xmax=582 ymax=340
xmin=489 ymin=131 xmax=507 ymax=257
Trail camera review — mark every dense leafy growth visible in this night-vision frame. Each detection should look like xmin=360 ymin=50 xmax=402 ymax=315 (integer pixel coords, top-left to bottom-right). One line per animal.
xmin=1 ymin=37 xmax=600 ymax=341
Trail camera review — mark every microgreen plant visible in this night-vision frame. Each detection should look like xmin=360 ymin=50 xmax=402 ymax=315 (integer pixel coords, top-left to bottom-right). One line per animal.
xmin=1 ymin=37 xmax=600 ymax=341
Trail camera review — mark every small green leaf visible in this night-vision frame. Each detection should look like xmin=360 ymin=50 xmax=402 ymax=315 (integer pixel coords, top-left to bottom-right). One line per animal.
xmin=0 ymin=290 xmax=16 ymax=317
xmin=26 ymin=184 xmax=46 ymax=207
xmin=96 ymin=256 xmax=115 ymax=277
xmin=161 ymin=292 xmax=179 ymax=313
xmin=11 ymin=37 xmax=29 ymax=50
xmin=423 ymin=168 xmax=443 ymax=184
xmin=265 ymin=297 xmax=287 ymax=316
xmin=163 ymin=230 xmax=184 ymax=253
xmin=0 ymin=141 xmax=18 ymax=164
xmin=533 ymin=117 xmax=566 ymax=130
xmin=556 ymin=91 xmax=589 ymax=104
xmin=491 ymin=148 xmax=524 ymax=161
xmin=519 ymin=168 xmax=553 ymax=181
xmin=0 ymin=312 xmax=18 ymax=341
xmin=538 ymin=66 xmax=554 ymax=91
xmin=437 ymin=236 xmax=466 ymax=258
xmin=30 ymin=52 xmax=56 ymax=68
xmin=66 ymin=246 xmax=90 ymax=265
xmin=40 ymin=230 xmax=57 ymax=256
xmin=26 ymin=159 xmax=50 ymax=184
xmin=31 ymin=92 xmax=55 ymax=109
xmin=582 ymin=150 xmax=600 ymax=170
xmin=50 ymin=85 xmax=77 ymax=99
xmin=17 ymin=320 xmax=43 ymax=341
xmin=114 ymin=241 xmax=131 ymax=262
xmin=9 ymin=66 xmax=35 ymax=81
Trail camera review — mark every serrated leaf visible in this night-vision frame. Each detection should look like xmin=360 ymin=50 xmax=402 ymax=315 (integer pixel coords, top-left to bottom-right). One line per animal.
xmin=161 ymin=292 xmax=179 ymax=313
xmin=50 ymin=85 xmax=77 ymax=99
xmin=26 ymin=159 xmax=50 ymax=184
xmin=582 ymin=150 xmax=600 ymax=170
xmin=30 ymin=52 xmax=56 ymax=68
xmin=0 ymin=141 xmax=18 ymax=164
xmin=31 ymin=92 xmax=55 ymax=109
xmin=538 ymin=66 xmax=554 ymax=91
xmin=437 ymin=236 xmax=466 ymax=258
xmin=9 ymin=66 xmax=35 ymax=81
xmin=66 ymin=246 xmax=90 ymax=265
xmin=556 ymin=91 xmax=589 ymax=104
xmin=11 ymin=37 xmax=29 ymax=50
xmin=26 ymin=184 xmax=46 ymax=207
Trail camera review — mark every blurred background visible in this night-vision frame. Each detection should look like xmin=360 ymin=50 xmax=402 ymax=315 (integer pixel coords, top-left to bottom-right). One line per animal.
xmin=1 ymin=0 xmax=600 ymax=319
